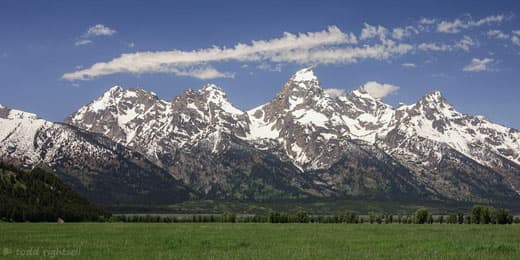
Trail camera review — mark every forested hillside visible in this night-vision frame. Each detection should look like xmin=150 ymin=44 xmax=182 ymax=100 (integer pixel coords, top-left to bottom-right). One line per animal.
xmin=0 ymin=163 xmax=110 ymax=222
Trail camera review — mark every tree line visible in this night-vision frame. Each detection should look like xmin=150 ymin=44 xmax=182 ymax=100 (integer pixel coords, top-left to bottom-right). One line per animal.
xmin=108 ymin=206 xmax=518 ymax=224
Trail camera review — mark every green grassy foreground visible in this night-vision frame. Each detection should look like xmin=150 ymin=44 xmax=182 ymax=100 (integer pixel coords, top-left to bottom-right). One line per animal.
xmin=1 ymin=223 xmax=519 ymax=259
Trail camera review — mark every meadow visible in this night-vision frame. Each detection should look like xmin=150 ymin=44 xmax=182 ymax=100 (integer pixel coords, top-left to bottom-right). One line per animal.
xmin=1 ymin=223 xmax=519 ymax=259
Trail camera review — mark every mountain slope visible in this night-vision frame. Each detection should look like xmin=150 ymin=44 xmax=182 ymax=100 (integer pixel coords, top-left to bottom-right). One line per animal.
xmin=4 ymin=67 xmax=519 ymax=206
xmin=0 ymin=163 xmax=110 ymax=222
xmin=0 ymin=104 xmax=193 ymax=206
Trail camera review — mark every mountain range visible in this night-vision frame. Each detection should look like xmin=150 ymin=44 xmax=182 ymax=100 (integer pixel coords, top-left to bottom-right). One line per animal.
xmin=1 ymin=67 xmax=519 ymax=207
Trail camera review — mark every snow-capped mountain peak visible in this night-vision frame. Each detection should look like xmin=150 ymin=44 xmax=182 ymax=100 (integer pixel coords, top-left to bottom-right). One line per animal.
xmin=2 ymin=68 xmax=520 ymax=204
xmin=198 ymin=84 xmax=243 ymax=115
xmin=291 ymin=67 xmax=318 ymax=82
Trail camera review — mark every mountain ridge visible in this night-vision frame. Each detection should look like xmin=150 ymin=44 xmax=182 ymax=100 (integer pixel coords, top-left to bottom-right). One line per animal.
xmin=1 ymin=67 xmax=519 ymax=206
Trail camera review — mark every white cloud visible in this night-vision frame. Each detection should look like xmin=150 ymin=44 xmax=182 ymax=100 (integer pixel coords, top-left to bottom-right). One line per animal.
xmin=75 ymin=39 xmax=93 ymax=46
xmin=63 ymin=26 xmax=411 ymax=81
xmin=268 ymin=41 xmax=413 ymax=64
xmin=324 ymin=88 xmax=345 ymax=98
xmin=487 ymin=30 xmax=509 ymax=39
xmin=257 ymin=63 xmax=282 ymax=72
xmin=128 ymin=42 xmax=135 ymax=48
xmin=401 ymin=63 xmax=416 ymax=68
xmin=454 ymin=35 xmax=477 ymax=51
xmin=362 ymin=81 xmax=399 ymax=99
xmin=463 ymin=58 xmax=494 ymax=72
xmin=419 ymin=18 xmax=436 ymax=25
xmin=171 ymin=66 xmax=235 ymax=79
xmin=85 ymin=24 xmax=116 ymax=37
xmin=418 ymin=36 xmax=476 ymax=52
xmin=437 ymin=15 xmax=505 ymax=33
xmin=392 ymin=26 xmax=418 ymax=40
xmin=511 ymin=30 xmax=520 ymax=46
xmin=74 ymin=24 xmax=117 ymax=46
xmin=418 ymin=42 xmax=451 ymax=52
xmin=360 ymin=23 xmax=388 ymax=41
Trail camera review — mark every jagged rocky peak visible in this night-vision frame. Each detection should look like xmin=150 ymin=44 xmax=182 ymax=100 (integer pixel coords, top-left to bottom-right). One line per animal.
xmin=408 ymin=90 xmax=460 ymax=122
xmin=68 ymin=85 xmax=160 ymax=118
xmin=65 ymin=85 xmax=165 ymax=144
xmin=199 ymin=84 xmax=243 ymax=115
xmin=416 ymin=91 xmax=454 ymax=110
xmin=174 ymin=84 xmax=244 ymax=116
xmin=350 ymin=85 xmax=373 ymax=98
xmin=281 ymin=67 xmax=323 ymax=96
xmin=339 ymin=84 xmax=395 ymax=121
xmin=200 ymin=83 xmax=225 ymax=94
xmin=291 ymin=66 xmax=318 ymax=82
xmin=270 ymin=67 xmax=339 ymax=114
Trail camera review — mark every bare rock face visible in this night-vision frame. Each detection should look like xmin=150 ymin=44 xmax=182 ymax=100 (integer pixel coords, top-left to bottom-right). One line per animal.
xmin=3 ymin=67 xmax=520 ymax=205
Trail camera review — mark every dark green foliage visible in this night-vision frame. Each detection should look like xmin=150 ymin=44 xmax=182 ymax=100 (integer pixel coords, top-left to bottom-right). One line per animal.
xmin=471 ymin=205 xmax=513 ymax=224
xmin=0 ymin=163 xmax=110 ymax=222
xmin=415 ymin=208 xmax=430 ymax=224
xmin=457 ymin=213 xmax=464 ymax=224
xmin=295 ymin=211 xmax=310 ymax=223
xmin=447 ymin=214 xmax=457 ymax=224
xmin=490 ymin=208 xmax=513 ymax=224
xmin=222 ymin=212 xmax=236 ymax=223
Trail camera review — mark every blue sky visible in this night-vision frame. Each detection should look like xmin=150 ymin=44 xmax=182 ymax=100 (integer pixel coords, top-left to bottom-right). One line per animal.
xmin=1 ymin=0 xmax=520 ymax=128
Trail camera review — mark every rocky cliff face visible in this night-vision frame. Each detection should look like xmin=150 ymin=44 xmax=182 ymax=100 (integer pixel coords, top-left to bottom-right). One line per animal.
xmin=2 ymin=67 xmax=519 ymax=205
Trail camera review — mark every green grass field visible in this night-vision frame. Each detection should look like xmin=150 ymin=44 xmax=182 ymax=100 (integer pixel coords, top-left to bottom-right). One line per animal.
xmin=1 ymin=223 xmax=519 ymax=259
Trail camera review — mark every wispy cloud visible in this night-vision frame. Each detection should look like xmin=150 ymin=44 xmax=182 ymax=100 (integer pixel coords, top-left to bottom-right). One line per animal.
xmin=487 ymin=30 xmax=509 ymax=39
xmin=418 ymin=36 xmax=476 ymax=52
xmin=419 ymin=18 xmax=436 ymax=25
xmin=64 ymin=13 xmax=517 ymax=80
xmin=360 ymin=23 xmax=388 ymax=41
xmin=257 ymin=63 xmax=282 ymax=72
xmin=463 ymin=58 xmax=494 ymax=72
xmin=392 ymin=26 xmax=418 ymax=40
xmin=437 ymin=15 xmax=506 ymax=33
xmin=74 ymin=24 xmax=116 ymax=47
xmin=74 ymin=39 xmax=93 ymax=46
xmin=362 ymin=81 xmax=399 ymax=99
xmin=171 ymin=66 xmax=235 ymax=79
xmin=63 ymin=26 xmax=413 ymax=81
xmin=512 ymin=30 xmax=520 ymax=46
xmin=401 ymin=63 xmax=416 ymax=68
xmin=85 ymin=24 xmax=116 ymax=37
xmin=324 ymin=88 xmax=346 ymax=98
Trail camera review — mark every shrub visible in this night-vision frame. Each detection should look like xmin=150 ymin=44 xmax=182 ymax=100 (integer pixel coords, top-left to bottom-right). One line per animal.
xmin=415 ymin=208 xmax=430 ymax=224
